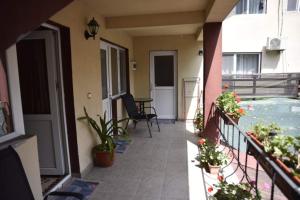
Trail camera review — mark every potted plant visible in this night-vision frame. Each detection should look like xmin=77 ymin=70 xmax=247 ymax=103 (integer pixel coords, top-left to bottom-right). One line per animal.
xmin=193 ymin=108 xmax=204 ymax=133
xmin=198 ymin=139 xmax=227 ymax=174
xmin=247 ymin=123 xmax=281 ymax=148
xmin=216 ymin=91 xmax=245 ymax=125
xmin=78 ymin=107 xmax=127 ymax=167
xmin=208 ymin=176 xmax=261 ymax=200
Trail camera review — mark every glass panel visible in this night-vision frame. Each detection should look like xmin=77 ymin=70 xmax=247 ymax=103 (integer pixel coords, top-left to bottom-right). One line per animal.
xmin=17 ymin=39 xmax=51 ymax=114
xmin=222 ymin=54 xmax=235 ymax=74
xmin=236 ymin=0 xmax=247 ymax=14
xmin=154 ymin=55 xmax=174 ymax=87
xmin=110 ymin=47 xmax=119 ymax=96
xmin=119 ymin=50 xmax=127 ymax=93
xmin=0 ymin=59 xmax=14 ymax=136
xmin=249 ymin=0 xmax=265 ymax=14
xmin=287 ymin=0 xmax=297 ymax=11
xmin=101 ymin=49 xmax=108 ymax=99
xmin=236 ymin=54 xmax=259 ymax=75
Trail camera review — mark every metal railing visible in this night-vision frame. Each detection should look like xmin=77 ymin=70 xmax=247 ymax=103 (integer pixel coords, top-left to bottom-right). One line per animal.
xmin=222 ymin=73 xmax=300 ymax=98
xmin=210 ymin=104 xmax=300 ymax=200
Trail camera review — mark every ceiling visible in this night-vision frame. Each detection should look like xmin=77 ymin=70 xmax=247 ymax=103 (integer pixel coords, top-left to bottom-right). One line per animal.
xmin=85 ymin=0 xmax=210 ymax=17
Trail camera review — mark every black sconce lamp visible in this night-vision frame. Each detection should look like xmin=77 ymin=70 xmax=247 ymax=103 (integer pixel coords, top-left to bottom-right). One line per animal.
xmin=84 ymin=17 xmax=100 ymax=40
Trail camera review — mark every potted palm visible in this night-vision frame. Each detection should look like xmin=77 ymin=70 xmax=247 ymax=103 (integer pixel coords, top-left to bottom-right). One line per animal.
xmin=78 ymin=107 xmax=127 ymax=167
xmin=216 ymin=91 xmax=245 ymax=125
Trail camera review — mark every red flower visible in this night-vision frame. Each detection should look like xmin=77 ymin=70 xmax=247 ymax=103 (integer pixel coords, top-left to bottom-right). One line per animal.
xmin=235 ymin=96 xmax=241 ymax=103
xmin=208 ymin=186 xmax=213 ymax=193
xmin=232 ymin=91 xmax=237 ymax=97
xmin=218 ymin=175 xmax=224 ymax=182
xmin=198 ymin=138 xmax=206 ymax=146
xmin=237 ymin=108 xmax=245 ymax=115
xmin=223 ymin=83 xmax=229 ymax=89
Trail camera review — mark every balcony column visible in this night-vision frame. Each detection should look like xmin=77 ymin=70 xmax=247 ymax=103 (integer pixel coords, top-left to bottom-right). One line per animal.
xmin=203 ymin=22 xmax=222 ymax=143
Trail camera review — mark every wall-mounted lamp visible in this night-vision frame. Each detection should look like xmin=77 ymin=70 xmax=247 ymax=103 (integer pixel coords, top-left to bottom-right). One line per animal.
xmin=84 ymin=17 xmax=100 ymax=40
xmin=198 ymin=49 xmax=203 ymax=56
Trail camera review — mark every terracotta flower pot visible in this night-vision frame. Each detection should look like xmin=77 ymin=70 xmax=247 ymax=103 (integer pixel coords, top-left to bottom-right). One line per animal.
xmin=208 ymin=164 xmax=221 ymax=175
xmin=224 ymin=114 xmax=239 ymax=125
xmin=275 ymin=158 xmax=300 ymax=185
xmin=93 ymin=150 xmax=115 ymax=167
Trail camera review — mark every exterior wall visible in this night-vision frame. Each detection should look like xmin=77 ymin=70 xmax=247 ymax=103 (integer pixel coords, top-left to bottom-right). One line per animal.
xmin=133 ymin=35 xmax=203 ymax=119
xmin=222 ymin=0 xmax=300 ymax=73
xmin=15 ymin=136 xmax=43 ymax=200
xmin=50 ymin=0 xmax=134 ymax=174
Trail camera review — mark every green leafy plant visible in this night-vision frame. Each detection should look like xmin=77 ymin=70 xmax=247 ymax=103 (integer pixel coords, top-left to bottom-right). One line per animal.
xmin=251 ymin=123 xmax=281 ymax=142
xmin=198 ymin=140 xmax=227 ymax=166
xmin=216 ymin=91 xmax=245 ymax=119
xmin=193 ymin=109 xmax=204 ymax=131
xmin=78 ymin=107 xmax=128 ymax=154
xmin=209 ymin=180 xmax=261 ymax=200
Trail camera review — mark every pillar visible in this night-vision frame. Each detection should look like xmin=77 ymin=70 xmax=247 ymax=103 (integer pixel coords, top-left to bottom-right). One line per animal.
xmin=203 ymin=22 xmax=222 ymax=143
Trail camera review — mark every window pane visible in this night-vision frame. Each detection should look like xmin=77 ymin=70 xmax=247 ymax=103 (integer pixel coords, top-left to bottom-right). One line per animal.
xmin=287 ymin=0 xmax=297 ymax=11
xmin=0 ymin=59 xmax=14 ymax=136
xmin=111 ymin=47 xmax=119 ymax=96
xmin=236 ymin=54 xmax=259 ymax=74
xmin=119 ymin=50 xmax=127 ymax=93
xmin=249 ymin=0 xmax=265 ymax=14
xmin=154 ymin=55 xmax=174 ymax=86
xmin=17 ymin=39 xmax=51 ymax=114
xmin=101 ymin=49 xmax=108 ymax=99
xmin=222 ymin=54 xmax=235 ymax=74
xmin=236 ymin=0 xmax=247 ymax=14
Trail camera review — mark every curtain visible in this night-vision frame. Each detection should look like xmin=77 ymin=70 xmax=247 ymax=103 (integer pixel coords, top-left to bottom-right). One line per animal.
xmin=249 ymin=0 xmax=265 ymax=14
xmin=236 ymin=54 xmax=259 ymax=75
xmin=222 ymin=54 xmax=235 ymax=74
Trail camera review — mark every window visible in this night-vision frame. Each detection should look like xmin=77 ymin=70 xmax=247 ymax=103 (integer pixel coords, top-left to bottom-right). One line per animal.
xmin=222 ymin=53 xmax=260 ymax=75
xmin=0 ymin=59 xmax=14 ymax=137
xmin=287 ymin=0 xmax=300 ymax=11
xmin=236 ymin=0 xmax=266 ymax=14
xmin=119 ymin=50 xmax=127 ymax=93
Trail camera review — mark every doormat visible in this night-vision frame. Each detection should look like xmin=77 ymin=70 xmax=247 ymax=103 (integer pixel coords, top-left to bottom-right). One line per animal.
xmin=49 ymin=179 xmax=98 ymax=200
xmin=41 ymin=175 xmax=64 ymax=194
xmin=114 ymin=136 xmax=132 ymax=153
xmin=158 ymin=119 xmax=176 ymax=124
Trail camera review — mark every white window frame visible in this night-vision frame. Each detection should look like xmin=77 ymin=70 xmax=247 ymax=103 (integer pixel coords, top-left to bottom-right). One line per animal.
xmin=0 ymin=45 xmax=26 ymax=143
xmin=287 ymin=0 xmax=300 ymax=12
xmin=222 ymin=53 xmax=261 ymax=75
xmin=102 ymin=42 xmax=127 ymax=100
xmin=235 ymin=0 xmax=267 ymax=14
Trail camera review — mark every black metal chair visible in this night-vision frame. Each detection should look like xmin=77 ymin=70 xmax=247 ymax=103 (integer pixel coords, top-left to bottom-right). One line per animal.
xmin=121 ymin=93 xmax=160 ymax=137
xmin=0 ymin=145 xmax=83 ymax=200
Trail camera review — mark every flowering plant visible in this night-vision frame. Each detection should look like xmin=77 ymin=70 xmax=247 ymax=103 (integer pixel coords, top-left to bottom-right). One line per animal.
xmin=251 ymin=123 xmax=281 ymax=142
xmin=193 ymin=109 xmax=204 ymax=131
xmin=197 ymin=139 xmax=227 ymax=166
xmin=216 ymin=91 xmax=245 ymax=119
xmin=208 ymin=176 xmax=261 ymax=200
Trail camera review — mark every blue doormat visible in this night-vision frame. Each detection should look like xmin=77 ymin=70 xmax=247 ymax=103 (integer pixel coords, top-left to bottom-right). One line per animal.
xmin=114 ymin=138 xmax=131 ymax=153
xmin=51 ymin=179 xmax=98 ymax=200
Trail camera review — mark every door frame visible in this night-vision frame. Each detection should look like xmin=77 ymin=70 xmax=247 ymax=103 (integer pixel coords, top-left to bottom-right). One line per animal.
xmin=149 ymin=50 xmax=178 ymax=119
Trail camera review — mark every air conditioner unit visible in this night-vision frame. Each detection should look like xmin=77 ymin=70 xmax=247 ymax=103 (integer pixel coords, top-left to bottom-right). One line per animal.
xmin=266 ymin=37 xmax=286 ymax=51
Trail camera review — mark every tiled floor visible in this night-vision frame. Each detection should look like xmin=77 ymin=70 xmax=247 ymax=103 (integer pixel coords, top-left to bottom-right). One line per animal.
xmin=86 ymin=121 xmax=197 ymax=200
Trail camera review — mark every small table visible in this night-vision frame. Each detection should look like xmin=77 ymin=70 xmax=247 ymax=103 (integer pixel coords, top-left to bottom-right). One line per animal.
xmin=134 ymin=98 xmax=153 ymax=114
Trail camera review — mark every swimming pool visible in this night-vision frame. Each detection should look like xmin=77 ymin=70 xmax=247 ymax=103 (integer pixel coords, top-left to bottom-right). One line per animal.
xmin=239 ymin=97 xmax=300 ymax=137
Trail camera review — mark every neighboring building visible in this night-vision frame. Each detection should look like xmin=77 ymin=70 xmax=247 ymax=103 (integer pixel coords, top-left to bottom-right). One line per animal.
xmin=222 ymin=0 xmax=300 ymax=74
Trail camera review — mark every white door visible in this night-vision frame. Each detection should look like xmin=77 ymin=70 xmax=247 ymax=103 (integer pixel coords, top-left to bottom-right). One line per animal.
xmin=16 ymin=31 xmax=65 ymax=175
xmin=150 ymin=51 xmax=177 ymax=119
xmin=100 ymin=43 xmax=112 ymax=120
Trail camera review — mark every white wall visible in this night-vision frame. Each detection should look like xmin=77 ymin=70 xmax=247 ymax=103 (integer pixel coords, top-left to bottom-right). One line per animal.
xmin=223 ymin=0 xmax=300 ymax=73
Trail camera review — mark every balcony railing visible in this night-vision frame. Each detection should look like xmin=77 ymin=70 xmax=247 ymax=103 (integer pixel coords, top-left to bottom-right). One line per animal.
xmin=210 ymin=104 xmax=300 ymax=200
xmin=222 ymin=73 xmax=300 ymax=98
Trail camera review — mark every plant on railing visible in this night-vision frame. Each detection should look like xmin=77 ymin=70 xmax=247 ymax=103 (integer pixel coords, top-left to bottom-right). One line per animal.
xmin=216 ymin=91 xmax=245 ymax=124
xmin=208 ymin=176 xmax=261 ymax=200
xmin=251 ymin=123 xmax=281 ymax=142
xmin=193 ymin=108 xmax=204 ymax=132
xmin=197 ymin=138 xmax=227 ymax=174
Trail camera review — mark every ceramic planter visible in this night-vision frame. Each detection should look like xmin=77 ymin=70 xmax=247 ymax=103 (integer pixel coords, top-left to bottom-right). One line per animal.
xmin=208 ymin=164 xmax=221 ymax=175
xmin=93 ymin=149 xmax=115 ymax=167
